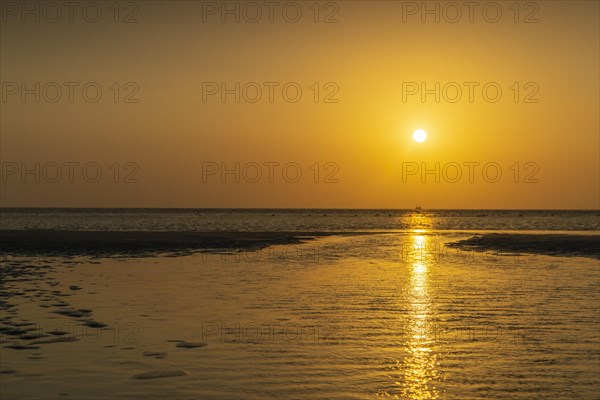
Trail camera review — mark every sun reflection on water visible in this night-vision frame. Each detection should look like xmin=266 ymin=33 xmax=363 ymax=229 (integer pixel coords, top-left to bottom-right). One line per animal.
xmin=401 ymin=254 xmax=439 ymax=399
xmin=393 ymin=215 xmax=441 ymax=399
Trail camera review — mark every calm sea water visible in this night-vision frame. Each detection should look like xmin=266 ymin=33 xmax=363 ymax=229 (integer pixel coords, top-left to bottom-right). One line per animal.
xmin=1 ymin=208 xmax=599 ymax=232
xmin=1 ymin=209 xmax=599 ymax=399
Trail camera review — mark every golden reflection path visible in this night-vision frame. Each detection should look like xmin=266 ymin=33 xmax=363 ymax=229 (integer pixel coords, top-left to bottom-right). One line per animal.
xmin=400 ymin=231 xmax=439 ymax=399
xmin=383 ymin=213 xmax=440 ymax=399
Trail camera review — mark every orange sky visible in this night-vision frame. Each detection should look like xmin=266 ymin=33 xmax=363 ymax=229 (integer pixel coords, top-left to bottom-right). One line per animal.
xmin=1 ymin=1 xmax=598 ymax=208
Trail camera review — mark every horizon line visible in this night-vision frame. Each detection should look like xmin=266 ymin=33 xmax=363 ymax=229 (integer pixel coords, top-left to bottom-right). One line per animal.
xmin=0 ymin=207 xmax=599 ymax=211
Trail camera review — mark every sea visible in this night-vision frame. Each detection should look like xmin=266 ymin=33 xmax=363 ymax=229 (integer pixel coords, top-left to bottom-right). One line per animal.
xmin=0 ymin=209 xmax=599 ymax=400
xmin=1 ymin=208 xmax=599 ymax=232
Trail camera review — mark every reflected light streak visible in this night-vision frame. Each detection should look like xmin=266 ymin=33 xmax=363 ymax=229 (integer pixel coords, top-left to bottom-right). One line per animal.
xmin=401 ymin=216 xmax=440 ymax=399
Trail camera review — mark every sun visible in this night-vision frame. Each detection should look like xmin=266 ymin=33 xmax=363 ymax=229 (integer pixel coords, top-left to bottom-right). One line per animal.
xmin=413 ymin=129 xmax=427 ymax=143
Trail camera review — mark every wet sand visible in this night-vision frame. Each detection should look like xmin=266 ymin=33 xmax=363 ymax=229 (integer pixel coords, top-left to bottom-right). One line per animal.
xmin=449 ymin=233 xmax=600 ymax=259
xmin=0 ymin=230 xmax=356 ymax=256
xmin=3 ymin=230 xmax=599 ymax=259
xmin=1 ymin=233 xmax=599 ymax=399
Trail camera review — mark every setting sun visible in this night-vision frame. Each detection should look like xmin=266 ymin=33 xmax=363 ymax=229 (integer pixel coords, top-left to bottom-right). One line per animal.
xmin=413 ymin=129 xmax=427 ymax=143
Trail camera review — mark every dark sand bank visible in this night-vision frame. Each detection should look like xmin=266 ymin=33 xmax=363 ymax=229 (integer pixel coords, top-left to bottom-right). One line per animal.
xmin=449 ymin=233 xmax=600 ymax=259
xmin=0 ymin=230 xmax=359 ymax=256
xmin=3 ymin=230 xmax=599 ymax=259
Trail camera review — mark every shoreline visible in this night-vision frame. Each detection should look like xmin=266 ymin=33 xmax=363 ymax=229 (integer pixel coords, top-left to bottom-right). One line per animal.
xmin=449 ymin=233 xmax=600 ymax=259
xmin=1 ymin=230 xmax=598 ymax=259
xmin=0 ymin=230 xmax=365 ymax=256
xmin=1 ymin=230 xmax=599 ymax=398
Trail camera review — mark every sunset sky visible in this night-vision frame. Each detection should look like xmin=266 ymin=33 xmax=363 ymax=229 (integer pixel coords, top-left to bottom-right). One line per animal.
xmin=1 ymin=1 xmax=598 ymax=209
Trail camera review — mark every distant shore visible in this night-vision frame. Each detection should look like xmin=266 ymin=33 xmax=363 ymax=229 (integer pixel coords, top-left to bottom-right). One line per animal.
xmin=0 ymin=230 xmax=358 ymax=256
xmin=449 ymin=233 xmax=600 ymax=259
xmin=1 ymin=230 xmax=598 ymax=259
